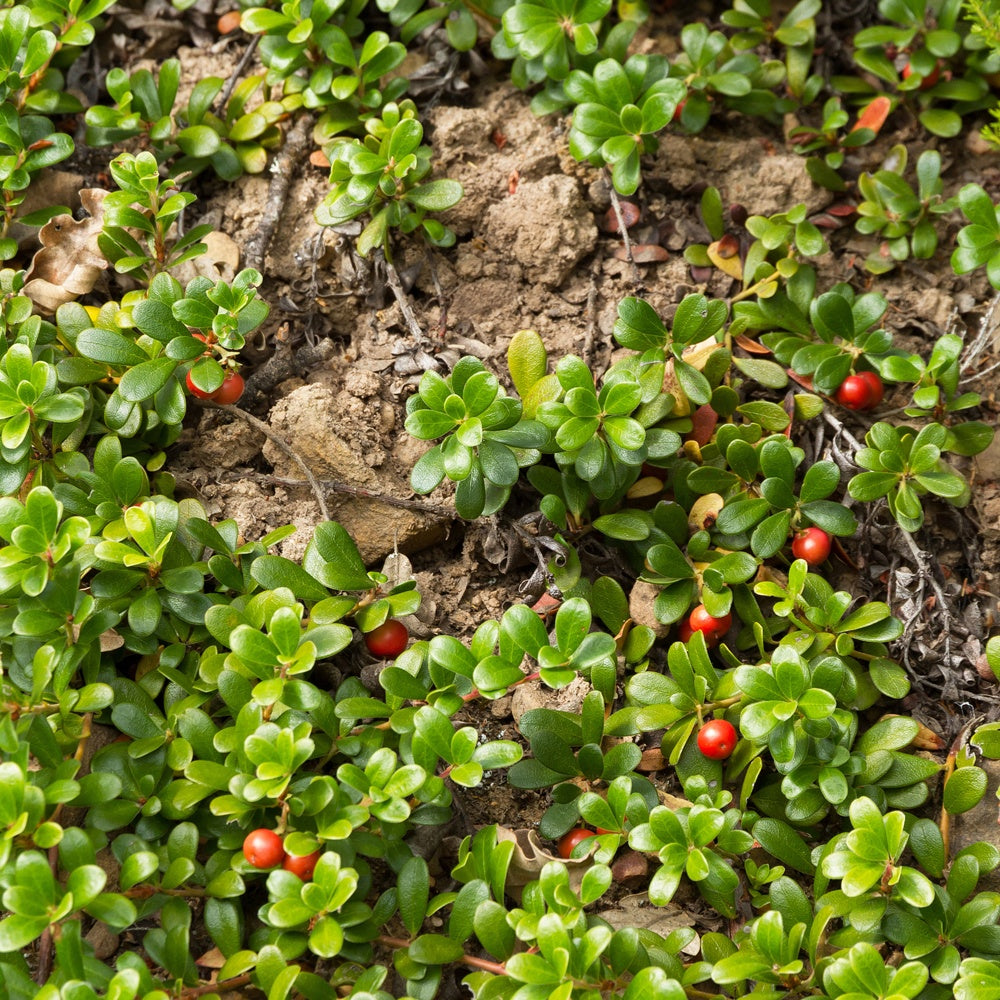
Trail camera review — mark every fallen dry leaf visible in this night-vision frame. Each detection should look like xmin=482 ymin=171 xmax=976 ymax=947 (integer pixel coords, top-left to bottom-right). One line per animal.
xmin=171 ymin=230 xmax=240 ymax=286
xmin=614 ymin=243 xmax=668 ymax=263
xmin=496 ymin=825 xmax=590 ymax=899
xmin=24 ymin=188 xmax=109 ymax=312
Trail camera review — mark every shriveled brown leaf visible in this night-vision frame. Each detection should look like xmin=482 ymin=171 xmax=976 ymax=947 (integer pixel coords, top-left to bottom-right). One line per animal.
xmin=496 ymin=826 xmax=591 ymax=899
xmin=172 ymin=230 xmax=240 ymax=286
xmin=24 ymin=188 xmax=109 ymax=312
xmin=879 ymin=713 xmax=946 ymax=750
xmin=735 ymin=334 xmax=772 ymax=355
xmin=599 ymin=894 xmax=703 ymax=952
xmin=195 ymin=946 xmax=227 ymax=969
xmin=601 ymin=201 xmax=640 ymax=232
xmin=614 ymin=243 xmax=668 ymax=262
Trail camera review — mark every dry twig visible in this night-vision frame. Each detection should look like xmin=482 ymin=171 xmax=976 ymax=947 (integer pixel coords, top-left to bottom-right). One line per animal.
xmin=243 ymin=112 xmax=315 ymax=273
xmin=205 ymin=401 xmax=330 ymax=519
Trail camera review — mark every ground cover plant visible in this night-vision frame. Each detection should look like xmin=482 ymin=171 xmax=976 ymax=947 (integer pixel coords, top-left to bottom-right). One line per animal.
xmin=3 ymin=0 xmax=1000 ymax=998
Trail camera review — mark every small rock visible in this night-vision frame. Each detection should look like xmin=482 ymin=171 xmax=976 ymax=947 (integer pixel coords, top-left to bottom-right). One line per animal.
xmin=611 ymin=850 xmax=649 ymax=886
xmin=511 ymin=674 xmax=591 ymax=724
xmin=84 ymin=921 xmax=119 ymax=960
xmin=629 ymin=581 xmax=671 ymax=638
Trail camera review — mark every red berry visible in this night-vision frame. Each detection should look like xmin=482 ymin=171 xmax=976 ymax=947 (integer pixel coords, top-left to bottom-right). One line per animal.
xmin=835 ymin=374 xmax=874 ymax=411
xmin=791 ymin=526 xmax=832 ymax=566
xmin=212 ymin=371 xmax=245 ymax=405
xmin=557 ymin=828 xmax=595 ymax=859
xmin=186 ymin=370 xmax=215 ymax=400
xmin=688 ymin=604 xmax=732 ymax=643
xmin=697 ymin=719 xmax=738 ymax=760
xmin=902 ymin=59 xmax=940 ymax=89
xmin=855 ymin=371 xmax=884 ymax=408
xmin=672 ymin=97 xmax=686 ymax=122
xmin=364 ymin=619 xmax=408 ymax=658
xmin=677 ymin=619 xmax=694 ymax=643
xmin=282 ymin=849 xmax=321 ymax=880
xmin=242 ymin=829 xmax=285 ymax=869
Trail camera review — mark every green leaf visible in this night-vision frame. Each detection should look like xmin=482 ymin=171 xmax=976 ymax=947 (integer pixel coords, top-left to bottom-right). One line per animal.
xmin=409 ymin=933 xmax=465 ymax=965
xmin=943 ymin=767 xmax=988 ymax=815
xmin=398 ymin=856 xmax=429 ymax=937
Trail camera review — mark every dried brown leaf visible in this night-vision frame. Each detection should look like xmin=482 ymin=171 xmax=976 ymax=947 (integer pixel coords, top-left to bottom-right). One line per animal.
xmin=24 ymin=188 xmax=109 ymax=312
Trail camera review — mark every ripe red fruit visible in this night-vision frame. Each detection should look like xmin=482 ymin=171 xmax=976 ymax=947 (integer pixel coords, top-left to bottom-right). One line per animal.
xmin=855 ymin=371 xmax=884 ymax=408
xmin=902 ymin=60 xmax=940 ymax=89
xmin=677 ymin=619 xmax=694 ymax=643
xmin=672 ymin=98 xmax=686 ymax=122
xmin=791 ymin=526 xmax=832 ymax=566
xmin=557 ymin=828 xmax=595 ymax=859
xmin=835 ymin=374 xmax=874 ymax=411
xmin=364 ymin=619 xmax=409 ymax=658
xmin=282 ymin=849 xmax=322 ymax=880
xmin=212 ymin=371 xmax=245 ymax=405
xmin=688 ymin=604 xmax=732 ymax=644
xmin=242 ymin=829 xmax=285 ymax=868
xmin=697 ymin=719 xmax=738 ymax=760
xmin=185 ymin=370 xmax=215 ymax=400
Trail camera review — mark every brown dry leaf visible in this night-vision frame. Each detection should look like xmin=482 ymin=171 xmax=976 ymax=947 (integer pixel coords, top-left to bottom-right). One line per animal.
xmin=601 ymin=201 xmax=640 ymax=232
xmin=172 ymin=230 xmax=240 ymax=286
xmin=879 ymin=713 xmax=946 ymax=750
xmin=24 ymin=188 xmax=109 ymax=312
xmin=496 ymin=826 xmax=591 ymax=899
xmin=599 ymin=894 xmax=703 ymax=953
xmin=195 ymin=946 xmax=226 ymax=969
xmin=735 ymin=334 xmax=772 ymax=355
xmin=614 ymin=243 xmax=668 ymax=263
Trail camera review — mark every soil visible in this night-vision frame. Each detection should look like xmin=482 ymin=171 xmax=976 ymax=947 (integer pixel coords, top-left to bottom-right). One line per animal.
xmin=35 ymin=0 xmax=1000 ymax=978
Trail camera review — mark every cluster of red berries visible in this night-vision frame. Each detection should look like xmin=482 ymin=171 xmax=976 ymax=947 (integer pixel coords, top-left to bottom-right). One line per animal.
xmin=185 ymin=333 xmax=246 ymax=404
xmin=242 ymin=829 xmax=321 ymax=879
xmin=834 ymin=371 xmax=883 ymax=411
xmin=677 ymin=604 xmax=732 ymax=648
xmin=185 ymin=369 xmax=245 ymax=404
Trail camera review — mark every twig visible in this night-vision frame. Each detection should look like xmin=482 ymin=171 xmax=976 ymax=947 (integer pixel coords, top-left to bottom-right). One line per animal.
xmin=179 ymin=974 xmax=253 ymax=999
xmin=582 ymin=273 xmax=599 ymax=369
xmin=211 ymin=35 xmax=260 ymax=116
xmin=216 ymin=469 xmax=457 ymax=518
xmin=204 ymin=401 xmax=330 ymax=520
xmin=243 ymin=112 xmax=315 ymax=273
xmin=604 ymin=170 xmax=641 ymax=288
xmin=380 ymin=253 xmax=426 ymax=341
xmin=960 ymin=287 xmax=1000 ymax=379
xmin=939 ymin=715 xmax=987 ymax=864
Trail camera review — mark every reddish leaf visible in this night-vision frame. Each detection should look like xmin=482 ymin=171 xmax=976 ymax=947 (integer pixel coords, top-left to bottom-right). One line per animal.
xmin=735 ymin=334 xmax=771 ymax=355
xmin=602 ymin=201 xmax=641 ymax=233
xmin=615 ymin=244 xmax=668 ymax=262
xmin=688 ymin=403 xmax=718 ymax=446
xmin=851 ymin=95 xmax=891 ymax=134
